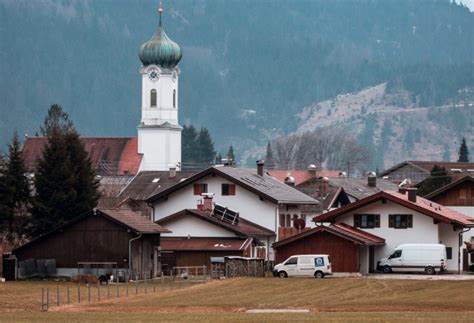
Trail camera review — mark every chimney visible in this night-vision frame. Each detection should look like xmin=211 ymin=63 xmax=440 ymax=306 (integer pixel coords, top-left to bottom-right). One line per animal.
xmin=367 ymin=172 xmax=376 ymax=187
xmin=168 ymin=164 xmax=177 ymax=178
xmin=308 ymin=164 xmax=317 ymax=177
xmin=319 ymin=177 xmax=329 ymax=197
xmin=398 ymin=187 xmax=407 ymax=194
xmin=284 ymin=176 xmax=295 ymax=187
xmin=256 ymin=160 xmax=264 ymax=176
xmin=201 ymin=193 xmax=214 ymax=212
xmin=406 ymin=188 xmax=417 ymax=203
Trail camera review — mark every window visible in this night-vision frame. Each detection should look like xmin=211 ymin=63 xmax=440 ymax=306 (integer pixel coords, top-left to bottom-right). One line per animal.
xmin=389 ymin=250 xmax=402 ymax=259
xmin=354 ymin=214 xmax=380 ymax=228
xmin=173 ymin=89 xmax=176 ymax=108
xmin=279 ymin=213 xmax=285 ymax=227
xmin=193 ymin=183 xmax=208 ymax=195
xmin=285 ymin=257 xmax=298 ymax=265
xmin=286 ymin=214 xmax=291 ymax=227
xmin=150 ymin=89 xmax=157 ymax=107
xmin=221 ymin=183 xmax=236 ymax=196
xmin=446 ymin=247 xmax=452 ymax=260
xmin=389 ymin=214 xmax=413 ymax=229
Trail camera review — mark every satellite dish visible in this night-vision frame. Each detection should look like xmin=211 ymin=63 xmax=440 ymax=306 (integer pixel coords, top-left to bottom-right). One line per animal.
xmin=293 ymin=218 xmax=306 ymax=230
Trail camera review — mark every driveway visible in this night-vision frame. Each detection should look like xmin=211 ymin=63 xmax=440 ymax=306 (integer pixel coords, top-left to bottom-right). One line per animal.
xmin=368 ymin=273 xmax=474 ymax=280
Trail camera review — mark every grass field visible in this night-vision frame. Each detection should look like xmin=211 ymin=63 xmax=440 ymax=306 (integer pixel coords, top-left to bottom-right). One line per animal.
xmin=1 ymin=277 xmax=473 ymax=322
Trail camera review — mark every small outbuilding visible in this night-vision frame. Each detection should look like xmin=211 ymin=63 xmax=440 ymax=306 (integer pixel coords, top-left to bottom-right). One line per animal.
xmin=6 ymin=209 xmax=169 ymax=280
xmin=273 ymin=223 xmax=385 ymax=273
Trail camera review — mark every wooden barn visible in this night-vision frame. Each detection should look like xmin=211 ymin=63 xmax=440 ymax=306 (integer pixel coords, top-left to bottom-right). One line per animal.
xmin=6 ymin=209 xmax=169 ymax=280
xmin=273 ymin=223 xmax=384 ymax=273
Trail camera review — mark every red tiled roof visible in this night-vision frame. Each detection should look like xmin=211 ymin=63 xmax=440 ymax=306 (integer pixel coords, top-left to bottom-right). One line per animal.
xmin=22 ymin=137 xmax=142 ymax=176
xmin=273 ymin=223 xmax=385 ymax=248
xmin=157 ymin=209 xmax=275 ymax=237
xmin=313 ymin=191 xmax=474 ymax=227
xmin=161 ymin=237 xmax=251 ymax=251
xmin=100 ymin=209 xmax=170 ymax=234
xmin=267 ymin=170 xmax=341 ymax=186
xmin=334 ymin=223 xmax=385 ymax=244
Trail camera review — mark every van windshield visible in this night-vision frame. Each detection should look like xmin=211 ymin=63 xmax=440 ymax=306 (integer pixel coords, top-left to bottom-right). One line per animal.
xmin=389 ymin=250 xmax=402 ymax=259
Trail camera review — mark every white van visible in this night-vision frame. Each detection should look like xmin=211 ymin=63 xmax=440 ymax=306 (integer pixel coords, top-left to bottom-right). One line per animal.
xmin=273 ymin=254 xmax=332 ymax=278
xmin=377 ymin=244 xmax=447 ymax=275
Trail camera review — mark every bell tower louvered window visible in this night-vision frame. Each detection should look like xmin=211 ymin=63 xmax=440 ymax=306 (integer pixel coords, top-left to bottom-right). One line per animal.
xmin=150 ymin=89 xmax=157 ymax=107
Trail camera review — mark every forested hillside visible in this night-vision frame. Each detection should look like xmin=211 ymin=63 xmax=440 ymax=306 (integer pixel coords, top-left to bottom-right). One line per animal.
xmin=1 ymin=0 xmax=473 ymax=166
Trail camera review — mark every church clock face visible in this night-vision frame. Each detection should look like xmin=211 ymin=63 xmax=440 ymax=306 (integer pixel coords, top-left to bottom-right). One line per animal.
xmin=148 ymin=69 xmax=159 ymax=82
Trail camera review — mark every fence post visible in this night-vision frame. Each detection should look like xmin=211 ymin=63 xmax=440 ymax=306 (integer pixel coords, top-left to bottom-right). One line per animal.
xmin=56 ymin=286 xmax=60 ymax=306
xmin=107 ymin=284 xmax=110 ymax=299
xmin=126 ymin=281 xmax=129 ymax=297
xmin=46 ymin=288 xmax=49 ymax=311
xmin=97 ymin=283 xmax=100 ymax=302
xmin=145 ymin=276 xmax=147 ymax=294
xmin=67 ymin=286 xmax=70 ymax=304
xmin=88 ymin=284 xmax=91 ymax=302
xmin=135 ymin=281 xmax=138 ymax=294
xmin=153 ymin=279 xmax=156 ymax=293
xmin=116 ymin=282 xmax=119 ymax=298
xmin=77 ymin=283 xmax=80 ymax=304
xmin=41 ymin=288 xmax=45 ymax=311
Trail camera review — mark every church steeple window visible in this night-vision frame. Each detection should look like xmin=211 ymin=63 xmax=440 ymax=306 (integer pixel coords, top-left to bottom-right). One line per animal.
xmin=150 ymin=89 xmax=157 ymax=107
xmin=173 ymin=90 xmax=176 ymax=108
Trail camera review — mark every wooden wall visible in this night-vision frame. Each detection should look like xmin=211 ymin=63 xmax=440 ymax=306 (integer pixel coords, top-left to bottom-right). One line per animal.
xmin=14 ymin=214 xmax=160 ymax=275
xmin=430 ymin=181 xmax=474 ymax=206
xmin=274 ymin=231 xmax=360 ymax=272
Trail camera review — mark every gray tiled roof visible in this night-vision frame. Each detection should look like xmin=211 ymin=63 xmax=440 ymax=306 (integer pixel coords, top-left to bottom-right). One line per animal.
xmin=119 ymin=171 xmax=195 ymax=201
xmin=146 ymin=166 xmax=319 ymax=205
xmin=327 ymin=177 xmax=398 ymax=200
xmin=212 ymin=167 xmax=320 ymax=205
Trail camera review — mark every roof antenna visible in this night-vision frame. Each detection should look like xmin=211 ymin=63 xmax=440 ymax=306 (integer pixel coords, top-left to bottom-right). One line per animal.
xmin=158 ymin=1 xmax=163 ymax=27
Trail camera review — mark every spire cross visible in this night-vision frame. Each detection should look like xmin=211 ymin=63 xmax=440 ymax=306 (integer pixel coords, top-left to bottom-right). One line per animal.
xmin=158 ymin=1 xmax=163 ymax=27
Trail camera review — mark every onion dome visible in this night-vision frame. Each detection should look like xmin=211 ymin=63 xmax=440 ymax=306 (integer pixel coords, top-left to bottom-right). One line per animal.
xmin=139 ymin=6 xmax=182 ymax=68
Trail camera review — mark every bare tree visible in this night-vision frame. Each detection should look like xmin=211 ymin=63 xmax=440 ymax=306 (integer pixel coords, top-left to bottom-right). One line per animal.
xmin=270 ymin=128 xmax=370 ymax=175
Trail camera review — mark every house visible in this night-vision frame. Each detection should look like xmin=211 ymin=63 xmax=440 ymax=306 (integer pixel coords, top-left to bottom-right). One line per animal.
xmin=273 ymin=223 xmax=385 ymax=273
xmin=155 ymin=204 xmax=275 ymax=271
xmin=116 ymin=169 xmax=196 ymax=218
xmin=274 ymin=189 xmax=474 ymax=274
xmin=146 ymin=163 xmax=320 ymax=261
xmin=423 ymin=176 xmax=474 ymax=253
xmin=380 ymin=161 xmax=474 ymax=184
xmin=295 ymin=175 xmax=398 ymax=212
xmin=4 ymin=209 xmax=169 ymax=280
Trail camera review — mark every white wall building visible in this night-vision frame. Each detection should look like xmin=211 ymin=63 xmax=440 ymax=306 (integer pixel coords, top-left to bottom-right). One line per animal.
xmin=137 ymin=6 xmax=182 ymax=171
xmin=146 ymin=165 xmax=320 ymax=261
xmin=313 ymin=189 xmax=474 ymax=273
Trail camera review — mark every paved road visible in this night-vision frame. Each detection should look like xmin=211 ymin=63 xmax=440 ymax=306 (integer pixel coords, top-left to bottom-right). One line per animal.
xmin=368 ymin=273 xmax=474 ymax=280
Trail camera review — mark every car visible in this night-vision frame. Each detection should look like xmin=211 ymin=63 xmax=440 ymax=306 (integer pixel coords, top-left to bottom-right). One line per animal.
xmin=377 ymin=244 xmax=447 ymax=275
xmin=272 ymin=254 xmax=332 ymax=278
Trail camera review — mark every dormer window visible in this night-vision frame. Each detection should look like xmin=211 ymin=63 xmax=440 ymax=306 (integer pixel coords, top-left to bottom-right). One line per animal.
xmin=150 ymin=89 xmax=157 ymax=107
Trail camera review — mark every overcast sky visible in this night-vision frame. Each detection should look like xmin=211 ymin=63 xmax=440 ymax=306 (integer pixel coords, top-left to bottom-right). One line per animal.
xmin=460 ymin=0 xmax=474 ymax=11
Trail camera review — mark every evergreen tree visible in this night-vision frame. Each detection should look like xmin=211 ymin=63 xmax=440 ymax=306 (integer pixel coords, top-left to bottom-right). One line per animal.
xmin=227 ymin=145 xmax=235 ymax=167
xmin=31 ymin=109 xmax=100 ymax=237
xmin=265 ymin=141 xmax=276 ymax=169
xmin=215 ymin=153 xmax=222 ymax=165
xmin=40 ymin=104 xmax=74 ymax=137
xmin=0 ymin=131 xmax=31 ymax=241
xmin=64 ymin=131 xmax=100 ymax=216
xmin=457 ymin=137 xmax=469 ymax=162
xmin=182 ymin=124 xmax=199 ymax=169
xmin=196 ymin=127 xmax=216 ymax=166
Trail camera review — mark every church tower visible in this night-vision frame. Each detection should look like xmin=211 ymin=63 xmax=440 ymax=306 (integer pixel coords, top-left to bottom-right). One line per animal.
xmin=137 ymin=4 xmax=182 ymax=171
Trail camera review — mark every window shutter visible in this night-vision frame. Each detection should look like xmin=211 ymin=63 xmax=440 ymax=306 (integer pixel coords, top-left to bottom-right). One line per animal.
xmin=407 ymin=214 xmax=413 ymax=228
xmin=193 ymin=184 xmax=200 ymax=195
xmin=229 ymin=184 xmax=236 ymax=195
xmin=375 ymin=215 xmax=380 ymax=228
xmin=354 ymin=215 xmax=360 ymax=227
xmin=389 ymin=214 xmax=394 ymax=228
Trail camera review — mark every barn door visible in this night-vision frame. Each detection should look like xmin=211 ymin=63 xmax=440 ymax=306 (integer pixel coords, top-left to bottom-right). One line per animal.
xmin=2 ymin=257 xmax=16 ymax=281
xmin=160 ymin=252 xmax=176 ymax=276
